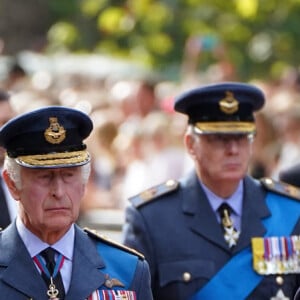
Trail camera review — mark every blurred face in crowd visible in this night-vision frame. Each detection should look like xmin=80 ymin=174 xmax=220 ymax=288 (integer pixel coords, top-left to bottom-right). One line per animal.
xmin=185 ymin=127 xmax=253 ymax=195
xmin=3 ymin=163 xmax=87 ymax=243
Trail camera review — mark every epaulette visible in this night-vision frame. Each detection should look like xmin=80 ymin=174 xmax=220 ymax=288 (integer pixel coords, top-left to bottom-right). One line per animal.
xmin=129 ymin=179 xmax=179 ymax=208
xmin=84 ymin=227 xmax=145 ymax=260
xmin=260 ymin=177 xmax=300 ymax=201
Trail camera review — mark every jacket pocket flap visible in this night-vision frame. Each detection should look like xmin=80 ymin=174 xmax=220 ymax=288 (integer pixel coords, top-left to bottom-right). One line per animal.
xmin=158 ymin=259 xmax=214 ymax=287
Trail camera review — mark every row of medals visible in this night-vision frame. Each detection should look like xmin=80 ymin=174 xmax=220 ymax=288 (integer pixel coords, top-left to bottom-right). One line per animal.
xmin=252 ymin=235 xmax=300 ymax=275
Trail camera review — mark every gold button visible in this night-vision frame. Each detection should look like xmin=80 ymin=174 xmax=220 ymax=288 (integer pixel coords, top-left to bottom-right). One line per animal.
xmin=166 ymin=179 xmax=175 ymax=187
xmin=276 ymin=276 xmax=284 ymax=285
xmin=182 ymin=272 xmax=191 ymax=282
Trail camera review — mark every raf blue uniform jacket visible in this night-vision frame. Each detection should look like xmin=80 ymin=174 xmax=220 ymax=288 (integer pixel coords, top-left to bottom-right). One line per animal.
xmin=0 ymin=223 xmax=153 ymax=300
xmin=123 ymin=171 xmax=300 ymax=300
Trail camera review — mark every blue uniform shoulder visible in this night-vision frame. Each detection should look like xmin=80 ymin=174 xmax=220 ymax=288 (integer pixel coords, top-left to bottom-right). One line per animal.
xmin=129 ymin=179 xmax=179 ymax=208
xmin=260 ymin=177 xmax=300 ymax=200
xmin=84 ymin=227 xmax=145 ymax=260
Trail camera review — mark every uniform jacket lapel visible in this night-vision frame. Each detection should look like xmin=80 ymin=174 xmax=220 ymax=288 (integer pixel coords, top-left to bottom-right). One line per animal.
xmin=0 ymin=223 xmax=108 ymax=299
xmin=234 ymin=176 xmax=270 ymax=252
xmin=0 ymin=222 xmax=46 ymax=299
xmin=181 ymin=172 xmax=270 ymax=253
xmin=181 ymin=172 xmax=229 ymax=251
xmin=65 ymin=225 xmax=106 ymax=300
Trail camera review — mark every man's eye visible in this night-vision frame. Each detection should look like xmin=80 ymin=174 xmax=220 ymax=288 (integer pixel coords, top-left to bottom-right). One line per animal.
xmin=62 ymin=172 xmax=78 ymax=181
xmin=37 ymin=174 xmax=51 ymax=180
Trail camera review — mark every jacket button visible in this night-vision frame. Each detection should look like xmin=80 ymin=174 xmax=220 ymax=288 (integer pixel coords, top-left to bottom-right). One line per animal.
xmin=276 ymin=276 xmax=284 ymax=285
xmin=182 ymin=272 xmax=191 ymax=282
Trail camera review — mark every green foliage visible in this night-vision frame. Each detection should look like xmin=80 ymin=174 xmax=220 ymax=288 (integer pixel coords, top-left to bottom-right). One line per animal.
xmin=46 ymin=0 xmax=300 ymax=81
xmin=47 ymin=22 xmax=79 ymax=48
xmin=80 ymin=0 xmax=107 ymax=17
xmin=48 ymin=0 xmax=79 ymax=19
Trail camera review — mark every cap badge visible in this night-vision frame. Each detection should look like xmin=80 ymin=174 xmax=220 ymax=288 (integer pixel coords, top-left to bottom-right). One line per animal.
xmin=44 ymin=117 xmax=66 ymax=144
xmin=219 ymin=91 xmax=239 ymax=114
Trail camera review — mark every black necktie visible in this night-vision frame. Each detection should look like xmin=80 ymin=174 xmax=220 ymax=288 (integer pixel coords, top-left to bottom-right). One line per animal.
xmin=41 ymin=247 xmax=65 ymax=299
xmin=218 ymin=203 xmax=240 ymax=248
xmin=0 ymin=177 xmax=10 ymax=229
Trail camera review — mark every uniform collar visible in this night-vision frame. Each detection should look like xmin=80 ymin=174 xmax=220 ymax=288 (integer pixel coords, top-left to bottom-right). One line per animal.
xmin=200 ymin=180 xmax=243 ymax=217
xmin=16 ymin=217 xmax=74 ymax=260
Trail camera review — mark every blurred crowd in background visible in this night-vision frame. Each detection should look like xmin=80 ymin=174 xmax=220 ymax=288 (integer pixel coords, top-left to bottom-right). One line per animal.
xmin=1 ymin=52 xmax=300 ymax=219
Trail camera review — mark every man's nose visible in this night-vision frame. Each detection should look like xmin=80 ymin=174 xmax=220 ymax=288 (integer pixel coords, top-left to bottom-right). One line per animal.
xmin=51 ymin=175 xmax=65 ymax=197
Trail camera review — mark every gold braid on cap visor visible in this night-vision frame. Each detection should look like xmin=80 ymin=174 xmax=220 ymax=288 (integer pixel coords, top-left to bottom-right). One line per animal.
xmin=15 ymin=150 xmax=90 ymax=167
xmin=194 ymin=121 xmax=256 ymax=134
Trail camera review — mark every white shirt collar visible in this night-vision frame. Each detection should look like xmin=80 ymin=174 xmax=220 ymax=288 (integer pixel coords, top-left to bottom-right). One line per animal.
xmin=201 ymin=180 xmax=243 ymax=217
xmin=16 ymin=217 xmax=74 ymax=260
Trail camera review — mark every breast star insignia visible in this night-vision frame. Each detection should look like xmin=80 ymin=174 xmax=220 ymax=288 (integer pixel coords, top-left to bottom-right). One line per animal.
xmin=224 ymin=227 xmax=240 ymax=248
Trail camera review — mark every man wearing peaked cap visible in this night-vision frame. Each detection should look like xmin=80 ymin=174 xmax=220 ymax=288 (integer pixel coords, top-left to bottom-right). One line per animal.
xmin=123 ymin=82 xmax=300 ymax=300
xmin=0 ymin=106 xmax=93 ymax=168
xmin=0 ymin=106 xmax=153 ymax=300
xmin=174 ymin=82 xmax=264 ymax=134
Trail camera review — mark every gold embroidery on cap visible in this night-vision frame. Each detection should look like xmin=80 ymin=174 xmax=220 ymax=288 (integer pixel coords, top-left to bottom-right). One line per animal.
xmin=219 ymin=91 xmax=239 ymax=114
xmin=194 ymin=121 xmax=255 ymax=133
xmin=44 ymin=117 xmax=66 ymax=144
xmin=17 ymin=150 xmax=90 ymax=166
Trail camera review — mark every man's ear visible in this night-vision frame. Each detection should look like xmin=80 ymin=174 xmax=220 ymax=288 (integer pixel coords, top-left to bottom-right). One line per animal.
xmin=2 ymin=170 xmax=20 ymax=200
xmin=184 ymin=134 xmax=196 ymax=156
